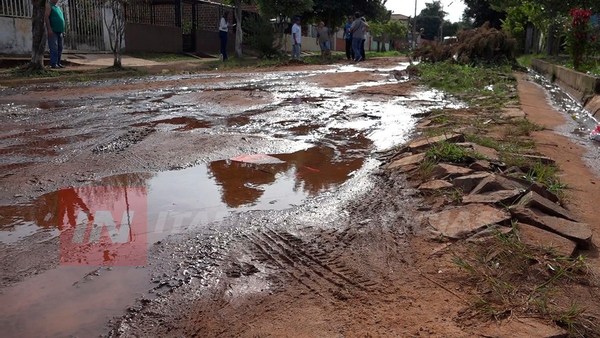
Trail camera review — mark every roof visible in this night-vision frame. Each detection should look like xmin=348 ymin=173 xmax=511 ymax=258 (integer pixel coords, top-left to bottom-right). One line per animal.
xmin=391 ymin=13 xmax=410 ymax=21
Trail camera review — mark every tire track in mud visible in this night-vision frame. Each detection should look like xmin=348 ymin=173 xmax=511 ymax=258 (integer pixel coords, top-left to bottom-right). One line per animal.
xmin=244 ymin=227 xmax=377 ymax=298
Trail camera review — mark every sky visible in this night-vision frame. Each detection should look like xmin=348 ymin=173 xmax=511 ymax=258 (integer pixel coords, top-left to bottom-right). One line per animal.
xmin=386 ymin=0 xmax=466 ymax=23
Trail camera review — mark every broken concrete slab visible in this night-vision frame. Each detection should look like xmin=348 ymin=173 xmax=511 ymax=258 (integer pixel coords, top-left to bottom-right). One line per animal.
xmin=470 ymin=174 xmax=527 ymax=195
xmin=431 ymin=163 xmax=473 ymax=179
xmin=470 ymin=160 xmax=492 ymax=172
xmin=517 ymin=191 xmax=576 ymax=222
xmin=387 ymin=153 xmax=426 ymax=170
xmin=467 ymin=224 xmax=512 ymax=243
xmin=456 ymin=142 xmax=500 ymax=161
xmin=419 ymin=180 xmax=454 ymax=190
xmin=462 ymin=189 xmax=524 ymax=205
xmin=427 ymin=204 xmax=511 ymax=239
xmin=452 ymin=172 xmax=491 ymax=193
xmin=509 ymin=153 xmax=556 ymax=165
xmin=501 ymin=108 xmax=527 ymax=119
xmin=510 ymin=207 xmax=593 ymax=248
xmin=517 ymin=223 xmax=577 ymax=257
xmin=408 ymin=133 xmax=465 ymax=152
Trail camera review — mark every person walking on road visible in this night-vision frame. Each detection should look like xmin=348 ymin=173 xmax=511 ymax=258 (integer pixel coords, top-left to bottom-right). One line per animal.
xmin=344 ymin=16 xmax=354 ymax=60
xmin=350 ymin=12 xmax=367 ymax=62
xmin=219 ymin=12 xmax=230 ymax=61
xmin=291 ymin=17 xmax=302 ymax=60
xmin=45 ymin=0 xmax=66 ymax=69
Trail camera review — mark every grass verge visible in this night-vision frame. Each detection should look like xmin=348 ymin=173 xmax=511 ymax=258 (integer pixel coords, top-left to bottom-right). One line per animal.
xmin=453 ymin=228 xmax=598 ymax=337
xmin=416 ymin=61 xmax=518 ymax=108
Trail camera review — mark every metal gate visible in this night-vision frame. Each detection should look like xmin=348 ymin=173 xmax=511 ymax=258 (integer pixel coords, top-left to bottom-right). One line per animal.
xmin=181 ymin=1 xmax=196 ymax=52
xmin=63 ymin=0 xmax=107 ymax=51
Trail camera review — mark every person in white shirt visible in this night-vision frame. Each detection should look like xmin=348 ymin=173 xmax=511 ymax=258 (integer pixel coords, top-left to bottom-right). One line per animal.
xmin=291 ymin=17 xmax=302 ymax=60
xmin=219 ymin=12 xmax=230 ymax=61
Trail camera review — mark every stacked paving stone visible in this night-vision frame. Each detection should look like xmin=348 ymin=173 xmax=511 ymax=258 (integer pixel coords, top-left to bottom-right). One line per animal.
xmin=385 ymin=133 xmax=593 ymax=257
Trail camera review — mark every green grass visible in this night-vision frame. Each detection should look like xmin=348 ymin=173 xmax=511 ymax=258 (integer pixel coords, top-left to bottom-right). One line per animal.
xmin=416 ymin=61 xmax=516 ymax=108
xmin=425 ymin=141 xmax=483 ymax=163
xmin=366 ymin=50 xmax=404 ymax=58
xmin=506 ymin=119 xmax=544 ymax=137
xmin=453 ymin=229 xmax=596 ymax=335
xmin=517 ymin=53 xmax=544 ymax=68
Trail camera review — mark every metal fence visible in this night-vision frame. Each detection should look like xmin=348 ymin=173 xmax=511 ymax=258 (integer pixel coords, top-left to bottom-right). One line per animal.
xmin=0 ymin=0 xmax=33 ymax=18
xmin=0 ymin=0 xmax=107 ymax=51
xmin=125 ymin=0 xmax=230 ymax=32
xmin=63 ymin=0 xmax=106 ymax=50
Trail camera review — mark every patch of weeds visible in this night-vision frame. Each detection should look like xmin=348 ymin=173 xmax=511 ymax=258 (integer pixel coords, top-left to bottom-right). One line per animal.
xmin=506 ymin=119 xmax=543 ymax=137
xmin=447 ymin=188 xmax=463 ymax=204
xmin=431 ymin=113 xmax=452 ymax=125
xmin=9 ymin=67 xmax=61 ymax=78
xmin=416 ymin=61 xmax=516 ymax=108
xmin=366 ymin=50 xmax=403 ymax=58
xmin=418 ymin=158 xmax=437 ymax=180
xmin=500 ymin=152 xmax=531 ymax=169
xmin=453 ymin=229 xmax=597 ymax=335
xmin=465 ymin=134 xmax=502 ymax=151
xmin=525 ymin=161 xmax=567 ymax=197
xmin=554 ymin=303 xmax=600 ymax=337
xmin=426 ymin=141 xmax=480 ymax=163
xmin=517 ymin=54 xmax=544 ymax=68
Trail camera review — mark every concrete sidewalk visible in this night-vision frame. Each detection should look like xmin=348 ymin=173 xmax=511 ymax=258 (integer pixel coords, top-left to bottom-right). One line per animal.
xmin=64 ymin=53 xmax=165 ymax=67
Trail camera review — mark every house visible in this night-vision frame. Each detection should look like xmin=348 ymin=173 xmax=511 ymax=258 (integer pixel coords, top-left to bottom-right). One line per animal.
xmin=0 ymin=0 xmax=256 ymax=56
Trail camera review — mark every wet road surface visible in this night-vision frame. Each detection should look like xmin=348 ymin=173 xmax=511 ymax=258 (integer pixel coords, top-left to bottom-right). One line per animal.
xmin=4 ymin=60 xmax=598 ymax=337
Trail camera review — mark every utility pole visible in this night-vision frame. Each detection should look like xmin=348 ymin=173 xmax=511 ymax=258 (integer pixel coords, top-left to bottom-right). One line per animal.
xmin=412 ymin=0 xmax=417 ymax=49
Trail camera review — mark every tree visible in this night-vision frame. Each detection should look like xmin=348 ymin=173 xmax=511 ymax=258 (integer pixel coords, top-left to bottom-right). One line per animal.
xmin=463 ymin=0 xmax=506 ymax=28
xmin=255 ymin=0 xmax=313 ymax=49
xmin=386 ymin=20 xmax=408 ymax=50
xmin=416 ymin=1 xmax=445 ymax=41
xmin=369 ymin=22 xmax=386 ymax=51
xmin=256 ymin=0 xmax=314 ymax=20
xmin=485 ymin=0 xmax=600 ymax=54
xmin=233 ymin=0 xmax=244 ymax=58
xmin=350 ymin=0 xmax=389 ymax=22
xmin=28 ymin=0 xmax=47 ymax=71
xmin=104 ymin=0 xmax=126 ymax=68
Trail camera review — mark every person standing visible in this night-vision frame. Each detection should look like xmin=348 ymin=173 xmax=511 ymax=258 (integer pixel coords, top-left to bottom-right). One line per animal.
xmin=350 ymin=12 xmax=366 ymax=62
xmin=45 ymin=0 xmax=66 ymax=69
xmin=316 ymin=21 xmax=331 ymax=59
xmin=219 ymin=12 xmax=230 ymax=61
xmin=291 ymin=17 xmax=302 ymax=60
xmin=343 ymin=16 xmax=353 ymax=60
xmin=360 ymin=16 xmax=369 ymax=61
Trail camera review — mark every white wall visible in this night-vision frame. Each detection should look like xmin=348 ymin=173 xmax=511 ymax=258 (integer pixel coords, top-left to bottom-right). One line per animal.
xmin=0 ymin=16 xmax=31 ymax=54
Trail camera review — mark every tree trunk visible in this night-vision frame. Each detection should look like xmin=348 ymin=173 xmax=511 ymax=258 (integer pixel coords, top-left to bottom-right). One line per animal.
xmin=29 ymin=0 xmax=47 ymax=71
xmin=234 ymin=0 xmax=243 ymax=58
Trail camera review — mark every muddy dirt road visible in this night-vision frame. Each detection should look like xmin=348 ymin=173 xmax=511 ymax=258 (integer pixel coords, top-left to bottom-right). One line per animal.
xmin=0 ymin=58 xmax=469 ymax=337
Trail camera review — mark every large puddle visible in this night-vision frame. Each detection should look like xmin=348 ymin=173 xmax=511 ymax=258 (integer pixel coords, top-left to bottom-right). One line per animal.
xmin=0 ymin=62 xmax=459 ymax=337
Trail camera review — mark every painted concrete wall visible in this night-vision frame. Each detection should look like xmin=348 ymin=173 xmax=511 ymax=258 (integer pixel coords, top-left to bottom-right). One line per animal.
xmin=531 ymin=59 xmax=600 ymax=118
xmin=532 ymin=59 xmax=600 ymax=102
xmin=195 ymin=30 xmax=234 ymax=56
xmin=125 ymin=23 xmax=183 ymax=53
xmin=0 ymin=16 xmax=31 ymax=54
